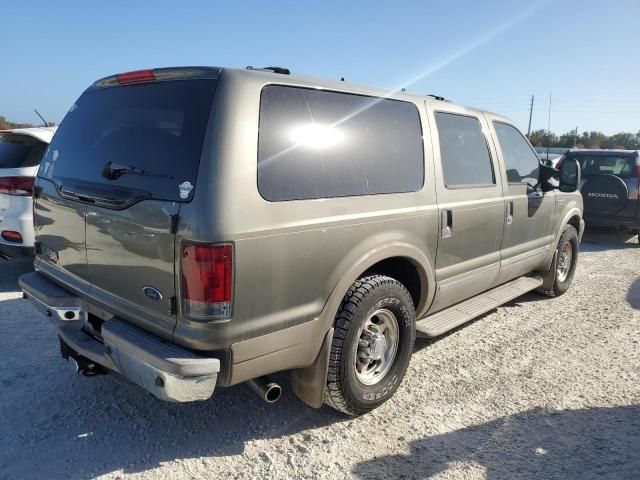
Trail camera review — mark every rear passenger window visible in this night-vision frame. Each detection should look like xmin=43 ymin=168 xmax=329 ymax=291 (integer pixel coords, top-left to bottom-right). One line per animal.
xmin=493 ymin=122 xmax=540 ymax=187
xmin=258 ymin=86 xmax=424 ymax=201
xmin=435 ymin=112 xmax=495 ymax=188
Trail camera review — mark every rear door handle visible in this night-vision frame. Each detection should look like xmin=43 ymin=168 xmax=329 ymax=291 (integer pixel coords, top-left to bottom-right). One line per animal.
xmin=441 ymin=209 xmax=453 ymax=238
xmin=506 ymin=201 xmax=514 ymax=225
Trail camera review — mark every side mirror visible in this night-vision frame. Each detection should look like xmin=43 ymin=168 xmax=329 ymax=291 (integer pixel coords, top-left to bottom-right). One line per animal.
xmin=558 ymin=158 xmax=581 ymax=192
xmin=538 ymin=163 xmax=559 ymax=192
xmin=537 ymin=159 xmax=581 ymax=193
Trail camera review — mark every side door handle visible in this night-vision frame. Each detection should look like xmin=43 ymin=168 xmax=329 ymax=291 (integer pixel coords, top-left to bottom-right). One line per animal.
xmin=441 ymin=209 xmax=453 ymax=238
xmin=506 ymin=201 xmax=514 ymax=225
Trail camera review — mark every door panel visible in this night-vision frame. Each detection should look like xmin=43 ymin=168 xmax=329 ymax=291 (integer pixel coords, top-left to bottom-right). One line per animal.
xmin=486 ymin=116 xmax=556 ymax=282
xmin=427 ymin=105 xmax=505 ymax=312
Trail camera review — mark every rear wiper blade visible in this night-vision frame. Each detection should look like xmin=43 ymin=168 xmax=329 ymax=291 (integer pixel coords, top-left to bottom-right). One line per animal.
xmin=101 ymin=161 xmax=174 ymax=180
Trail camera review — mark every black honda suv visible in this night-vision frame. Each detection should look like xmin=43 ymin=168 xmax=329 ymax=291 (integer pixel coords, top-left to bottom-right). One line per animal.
xmin=561 ymin=149 xmax=640 ymax=242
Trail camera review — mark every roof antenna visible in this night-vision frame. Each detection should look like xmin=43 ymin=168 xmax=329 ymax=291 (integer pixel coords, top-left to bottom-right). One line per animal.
xmin=34 ymin=109 xmax=49 ymax=127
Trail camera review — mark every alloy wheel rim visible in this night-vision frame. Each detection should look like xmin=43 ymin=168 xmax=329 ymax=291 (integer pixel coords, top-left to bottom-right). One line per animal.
xmin=354 ymin=308 xmax=399 ymax=385
xmin=556 ymin=241 xmax=573 ymax=283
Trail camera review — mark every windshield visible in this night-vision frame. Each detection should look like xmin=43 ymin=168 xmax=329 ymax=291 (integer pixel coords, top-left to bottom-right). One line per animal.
xmin=39 ymin=79 xmax=217 ymax=202
xmin=569 ymin=153 xmax=636 ymax=179
xmin=0 ymin=133 xmax=47 ymax=168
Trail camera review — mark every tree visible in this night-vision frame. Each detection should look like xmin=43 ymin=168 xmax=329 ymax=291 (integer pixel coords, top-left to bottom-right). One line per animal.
xmin=528 ymin=129 xmax=549 ymax=147
xmin=0 ymin=115 xmax=34 ymax=130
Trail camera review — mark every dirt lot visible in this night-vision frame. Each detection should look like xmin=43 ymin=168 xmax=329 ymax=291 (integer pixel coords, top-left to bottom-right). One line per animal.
xmin=1 ymin=230 xmax=639 ymax=480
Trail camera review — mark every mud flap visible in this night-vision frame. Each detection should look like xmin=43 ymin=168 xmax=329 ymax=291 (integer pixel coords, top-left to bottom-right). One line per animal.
xmin=291 ymin=327 xmax=333 ymax=408
xmin=540 ymin=251 xmax=558 ymax=291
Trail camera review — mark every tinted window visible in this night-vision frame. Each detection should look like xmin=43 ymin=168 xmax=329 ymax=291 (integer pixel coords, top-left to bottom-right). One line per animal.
xmin=258 ymin=86 xmax=424 ymax=201
xmin=0 ymin=134 xmax=47 ymax=168
xmin=435 ymin=112 xmax=494 ymax=187
xmin=570 ymin=153 xmax=636 ymax=179
xmin=39 ymin=80 xmax=217 ymax=201
xmin=493 ymin=122 xmax=540 ymax=187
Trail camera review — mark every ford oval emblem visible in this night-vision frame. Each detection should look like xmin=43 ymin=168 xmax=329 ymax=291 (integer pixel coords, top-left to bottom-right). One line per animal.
xmin=143 ymin=286 xmax=163 ymax=301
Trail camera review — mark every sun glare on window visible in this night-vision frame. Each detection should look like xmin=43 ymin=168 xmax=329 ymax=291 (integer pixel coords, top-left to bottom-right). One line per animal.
xmin=289 ymin=124 xmax=344 ymax=150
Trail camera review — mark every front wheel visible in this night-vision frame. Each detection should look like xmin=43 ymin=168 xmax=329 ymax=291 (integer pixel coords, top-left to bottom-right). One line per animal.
xmin=324 ymin=275 xmax=416 ymax=416
xmin=537 ymin=225 xmax=579 ymax=297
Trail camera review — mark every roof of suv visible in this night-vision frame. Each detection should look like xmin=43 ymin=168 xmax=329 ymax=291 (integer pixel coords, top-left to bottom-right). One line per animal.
xmin=0 ymin=126 xmax=57 ymax=144
xmin=91 ymin=66 xmax=505 ymax=121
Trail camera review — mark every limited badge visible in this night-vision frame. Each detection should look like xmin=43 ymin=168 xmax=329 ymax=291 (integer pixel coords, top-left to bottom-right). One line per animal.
xmin=178 ymin=181 xmax=193 ymax=199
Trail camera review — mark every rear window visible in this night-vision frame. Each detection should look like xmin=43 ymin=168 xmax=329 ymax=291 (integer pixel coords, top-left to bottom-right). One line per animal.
xmin=257 ymin=85 xmax=424 ymax=201
xmin=39 ymin=80 xmax=217 ymax=201
xmin=569 ymin=153 xmax=637 ymax=179
xmin=0 ymin=134 xmax=47 ymax=168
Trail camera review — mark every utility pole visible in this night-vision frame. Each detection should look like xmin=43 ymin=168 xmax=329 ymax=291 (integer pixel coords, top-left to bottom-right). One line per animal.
xmin=527 ymin=94 xmax=535 ymax=138
xmin=546 ymin=92 xmax=552 ymax=158
xmin=573 ymin=126 xmax=578 ymax=148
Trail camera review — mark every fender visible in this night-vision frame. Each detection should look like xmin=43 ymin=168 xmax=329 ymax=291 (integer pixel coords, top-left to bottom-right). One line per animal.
xmin=542 ymin=202 xmax=583 ymax=271
xmin=292 ymin=238 xmax=435 ymax=408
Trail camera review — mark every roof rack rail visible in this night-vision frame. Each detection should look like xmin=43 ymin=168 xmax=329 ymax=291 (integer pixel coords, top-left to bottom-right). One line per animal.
xmin=427 ymin=94 xmax=449 ymax=102
xmin=246 ymin=66 xmax=291 ymax=75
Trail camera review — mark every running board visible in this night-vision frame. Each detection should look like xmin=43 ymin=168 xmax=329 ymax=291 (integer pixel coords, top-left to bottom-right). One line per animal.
xmin=416 ymin=276 xmax=543 ymax=338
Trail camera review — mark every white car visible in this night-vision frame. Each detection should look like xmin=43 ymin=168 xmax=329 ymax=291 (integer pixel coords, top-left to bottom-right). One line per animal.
xmin=0 ymin=126 xmax=56 ymax=259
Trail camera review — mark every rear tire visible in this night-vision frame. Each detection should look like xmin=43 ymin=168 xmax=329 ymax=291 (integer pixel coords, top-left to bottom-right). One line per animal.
xmin=537 ymin=225 xmax=579 ymax=297
xmin=324 ymin=275 xmax=416 ymax=416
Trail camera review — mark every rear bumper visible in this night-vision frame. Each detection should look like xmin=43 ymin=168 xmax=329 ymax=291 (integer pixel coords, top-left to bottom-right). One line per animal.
xmin=19 ymin=271 xmax=220 ymax=402
xmin=584 ymin=214 xmax=640 ymax=230
xmin=0 ymin=243 xmax=34 ymax=260
xmin=0 ymin=193 xmax=35 ymax=247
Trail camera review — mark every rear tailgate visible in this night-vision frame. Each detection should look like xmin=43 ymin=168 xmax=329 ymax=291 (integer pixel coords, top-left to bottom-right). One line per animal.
xmin=0 ymin=132 xmax=48 ymax=248
xmin=575 ymin=152 xmax=639 ymax=219
xmin=36 ymin=70 xmax=218 ymax=334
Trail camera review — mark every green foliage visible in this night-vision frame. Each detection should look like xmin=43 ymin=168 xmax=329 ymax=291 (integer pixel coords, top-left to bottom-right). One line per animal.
xmin=528 ymin=129 xmax=639 ymax=150
xmin=0 ymin=116 xmax=34 ymax=130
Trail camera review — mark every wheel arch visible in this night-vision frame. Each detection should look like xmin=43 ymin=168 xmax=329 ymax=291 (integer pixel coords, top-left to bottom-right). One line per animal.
xmin=541 ymin=205 xmax=583 ymax=271
xmin=292 ymin=240 xmax=435 ymax=408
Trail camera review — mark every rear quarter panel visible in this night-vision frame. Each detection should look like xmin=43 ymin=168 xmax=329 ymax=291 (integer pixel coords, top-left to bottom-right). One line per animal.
xmin=173 ymin=69 xmax=439 ymax=357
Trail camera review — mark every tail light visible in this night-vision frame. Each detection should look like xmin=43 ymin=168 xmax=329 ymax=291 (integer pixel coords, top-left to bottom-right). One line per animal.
xmin=181 ymin=243 xmax=233 ymax=320
xmin=0 ymin=177 xmax=34 ymax=196
xmin=116 ymin=69 xmax=155 ymax=85
xmin=1 ymin=231 xmax=23 ymax=243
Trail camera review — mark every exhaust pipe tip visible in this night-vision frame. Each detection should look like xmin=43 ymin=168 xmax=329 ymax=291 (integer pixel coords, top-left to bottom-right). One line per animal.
xmin=264 ymin=382 xmax=282 ymax=403
xmin=247 ymin=377 xmax=282 ymax=403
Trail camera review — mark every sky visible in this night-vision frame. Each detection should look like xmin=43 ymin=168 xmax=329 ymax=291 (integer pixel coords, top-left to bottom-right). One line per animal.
xmin=2 ymin=0 xmax=639 ymax=135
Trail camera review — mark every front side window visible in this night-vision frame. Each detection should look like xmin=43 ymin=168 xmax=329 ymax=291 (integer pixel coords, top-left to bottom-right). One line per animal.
xmin=435 ymin=112 xmax=495 ymax=188
xmin=493 ymin=122 xmax=540 ymax=187
xmin=258 ymin=86 xmax=424 ymax=201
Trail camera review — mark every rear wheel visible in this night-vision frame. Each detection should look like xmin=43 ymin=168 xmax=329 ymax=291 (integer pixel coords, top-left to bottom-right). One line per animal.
xmin=537 ymin=225 xmax=579 ymax=297
xmin=324 ymin=275 xmax=416 ymax=416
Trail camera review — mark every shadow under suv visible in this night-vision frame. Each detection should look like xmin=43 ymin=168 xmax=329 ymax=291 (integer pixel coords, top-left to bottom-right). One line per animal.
xmin=20 ymin=66 xmax=583 ymax=416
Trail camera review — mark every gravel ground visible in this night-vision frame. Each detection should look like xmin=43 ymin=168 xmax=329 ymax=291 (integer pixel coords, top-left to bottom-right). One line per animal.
xmin=1 ymin=230 xmax=639 ymax=480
